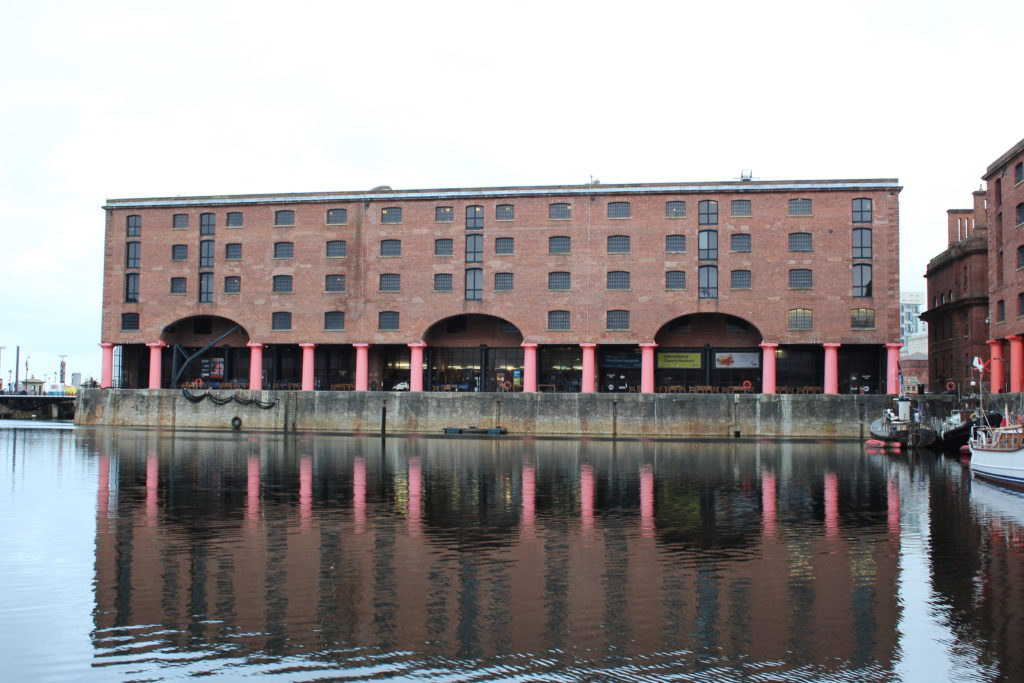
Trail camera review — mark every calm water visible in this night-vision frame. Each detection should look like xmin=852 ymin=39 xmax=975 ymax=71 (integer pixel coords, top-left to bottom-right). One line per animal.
xmin=2 ymin=423 xmax=1023 ymax=682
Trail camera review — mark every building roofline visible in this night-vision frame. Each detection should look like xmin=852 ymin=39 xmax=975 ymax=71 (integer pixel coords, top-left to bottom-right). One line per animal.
xmin=104 ymin=178 xmax=903 ymax=209
xmin=984 ymin=137 xmax=1024 ymax=178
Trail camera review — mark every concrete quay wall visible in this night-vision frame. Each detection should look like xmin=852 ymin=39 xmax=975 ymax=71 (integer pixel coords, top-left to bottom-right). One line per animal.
xmin=75 ymin=389 xmax=963 ymax=439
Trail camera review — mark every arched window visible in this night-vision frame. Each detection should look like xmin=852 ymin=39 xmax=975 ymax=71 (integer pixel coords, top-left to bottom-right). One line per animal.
xmin=788 ymin=309 xmax=812 ymax=329
xmin=698 ymin=265 xmax=718 ymax=298
xmin=852 ymin=228 xmax=872 ymax=258
xmin=853 ymin=264 xmax=873 ymax=297
xmin=698 ymin=230 xmax=718 ymax=260
xmin=698 ymin=200 xmax=718 ymax=225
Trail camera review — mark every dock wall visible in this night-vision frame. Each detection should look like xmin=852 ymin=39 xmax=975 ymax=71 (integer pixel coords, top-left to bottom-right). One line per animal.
xmin=75 ymin=389 xmax=964 ymax=439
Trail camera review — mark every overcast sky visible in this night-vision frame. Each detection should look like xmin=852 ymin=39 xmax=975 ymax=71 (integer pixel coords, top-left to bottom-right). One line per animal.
xmin=1 ymin=0 xmax=1022 ymax=383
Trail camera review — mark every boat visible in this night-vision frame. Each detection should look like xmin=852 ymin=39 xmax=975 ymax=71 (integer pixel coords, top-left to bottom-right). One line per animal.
xmin=869 ymin=395 xmax=937 ymax=449
xmin=968 ymin=421 xmax=1024 ymax=489
xmin=935 ymin=403 xmax=1002 ymax=451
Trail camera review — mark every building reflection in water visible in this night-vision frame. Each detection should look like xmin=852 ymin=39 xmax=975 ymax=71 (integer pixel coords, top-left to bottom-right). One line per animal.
xmin=81 ymin=430 xmax=1022 ymax=679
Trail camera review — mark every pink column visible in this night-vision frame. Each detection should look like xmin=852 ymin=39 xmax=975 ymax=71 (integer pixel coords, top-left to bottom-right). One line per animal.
xmin=299 ymin=343 xmax=316 ymax=391
xmin=299 ymin=454 xmax=312 ymax=530
xmin=580 ymin=343 xmax=596 ymax=393
xmin=640 ymin=342 xmax=657 ymax=393
xmin=988 ymin=339 xmax=1005 ymax=394
xmin=522 ymin=343 xmax=537 ymax=393
xmin=885 ymin=343 xmax=903 ymax=394
xmin=408 ymin=342 xmax=425 ymax=392
xmin=760 ymin=342 xmax=778 ymax=394
xmin=823 ymin=343 xmax=840 ymax=395
xmin=1011 ymin=336 xmax=1024 ymax=394
xmin=247 ymin=342 xmax=264 ymax=390
xmin=354 ymin=344 xmax=370 ymax=392
xmin=824 ymin=472 xmax=839 ymax=538
xmin=521 ymin=457 xmax=536 ymax=540
xmin=100 ymin=343 xmax=115 ymax=388
xmin=353 ymin=456 xmax=366 ymax=534
xmin=762 ymin=470 xmax=777 ymax=538
xmin=146 ymin=451 xmax=158 ymax=525
xmin=640 ymin=463 xmax=654 ymax=539
xmin=146 ymin=341 xmax=165 ymax=389
xmin=408 ymin=456 xmax=422 ymax=536
xmin=246 ymin=455 xmax=261 ymax=525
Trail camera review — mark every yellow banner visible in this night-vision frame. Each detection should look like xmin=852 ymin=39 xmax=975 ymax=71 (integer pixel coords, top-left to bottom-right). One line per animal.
xmin=658 ymin=352 xmax=702 ymax=369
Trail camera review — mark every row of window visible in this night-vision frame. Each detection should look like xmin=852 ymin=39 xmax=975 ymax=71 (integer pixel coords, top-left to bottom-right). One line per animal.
xmin=120 ymin=306 xmax=876 ymax=333
xmin=124 ymin=198 xmax=877 ymax=235
xmin=127 ymin=228 xmax=874 ymax=270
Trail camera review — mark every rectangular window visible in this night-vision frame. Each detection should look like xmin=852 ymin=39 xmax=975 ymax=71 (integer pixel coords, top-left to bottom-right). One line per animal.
xmin=788 ymin=198 xmax=812 ymax=215
xmin=435 ymin=206 xmax=453 ymax=222
xmin=381 ymin=207 xmax=402 ymax=224
xmin=852 ymin=198 xmax=873 ymax=223
xmin=126 ymin=241 xmax=141 ymax=268
xmin=698 ymin=230 xmax=718 ymax=260
xmin=274 ymin=210 xmax=295 ymax=226
xmin=326 ymin=240 xmax=347 ymax=257
xmin=324 ymin=311 xmax=345 ymax=330
xmin=852 ymin=228 xmax=872 ymax=259
xmin=549 ymin=203 xmax=571 ymax=220
xmin=666 ymin=201 xmax=686 ymax=218
xmin=313 ymin=272 xmax=342 ymax=294
xmin=496 ymin=204 xmax=514 ymax=221
xmin=699 ymin=200 xmax=718 ymax=225
xmin=548 ymin=310 xmax=570 ymax=330
xmin=273 ymin=275 xmax=293 ymax=293
xmin=1016 ymin=162 xmax=1023 ymax=184
xmin=731 ymin=233 xmax=751 ymax=252
xmin=465 ymin=268 xmax=483 ymax=300
xmin=379 ymin=273 xmax=401 ymax=291
xmin=607 ymin=235 xmax=630 ymax=253
xmin=607 ymin=310 xmax=629 ymax=330
xmin=126 ymin=215 xmax=141 ymax=236
xmin=380 ymin=239 xmax=401 ymax=257
xmin=199 ymin=272 xmax=213 ymax=303
xmin=731 ymin=270 xmax=751 ymax=289
xmin=124 ymin=273 xmax=139 ymax=302
xmin=226 ymin=211 xmax=243 ymax=227
xmin=666 ymin=234 xmax=686 ymax=253
xmin=607 ymin=271 xmax=630 ymax=290
xmin=435 ymin=238 xmax=453 ymax=256
xmin=788 ymin=233 xmax=812 ymax=251
xmin=225 ymin=243 xmax=242 ymax=260
xmin=200 ymin=213 xmax=215 ymax=235
xmin=379 ymin=311 xmax=399 ymax=330
xmin=698 ymin=265 xmax=718 ymax=299
xmin=224 ymin=276 xmax=241 ymax=293
xmin=173 ymin=214 xmax=189 ymax=229
xmin=788 ymin=309 xmax=812 ymax=329
xmin=853 ymin=264 xmax=872 ymax=297
xmin=466 ymin=205 xmax=484 ymax=230
xmin=998 ymin=300 xmax=1005 ymax=322
xmin=731 ymin=199 xmax=751 ymax=217
xmin=121 ymin=313 xmax=139 ymax=330
xmin=549 ymin=236 xmax=571 ymax=254
xmin=465 ymin=234 xmax=483 ymax=262
xmin=326 ymin=208 xmax=348 ymax=224
xmin=607 ymin=201 xmax=631 ymax=218
xmin=851 ymin=308 xmax=875 ymax=329
xmin=789 ymin=269 xmax=813 ymax=288
xmin=495 ymin=237 xmax=514 ymax=255
xmin=170 ymin=277 xmax=186 ymax=294
xmin=494 ymin=272 xmax=513 ymax=291
xmin=272 ymin=311 xmax=291 ymax=330
xmin=274 ymin=242 xmax=294 ymax=258
xmin=171 ymin=244 xmax=188 ymax=261
xmin=548 ymin=271 xmax=571 ymax=290
xmin=200 ymin=240 xmax=214 ymax=267
xmin=666 ymin=270 xmax=685 ymax=290
xmin=434 ymin=273 xmax=452 ymax=291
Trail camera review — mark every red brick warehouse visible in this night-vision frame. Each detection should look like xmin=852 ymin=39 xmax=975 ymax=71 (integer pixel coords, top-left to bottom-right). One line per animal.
xmin=100 ymin=177 xmax=903 ymax=394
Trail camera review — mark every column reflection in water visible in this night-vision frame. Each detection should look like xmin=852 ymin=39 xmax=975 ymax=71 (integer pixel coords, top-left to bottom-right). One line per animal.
xmin=762 ymin=469 xmax=777 ymax=538
xmin=407 ymin=455 xmax=421 ymax=537
xmin=353 ymin=456 xmax=366 ymax=535
xmin=825 ymin=471 xmax=839 ymax=538
xmin=640 ymin=463 xmax=654 ymax=539
xmin=520 ymin=455 xmax=536 ymax=541
xmin=145 ymin=451 xmax=158 ymax=525
xmin=246 ymin=455 xmax=260 ymax=526
xmin=580 ymin=463 xmax=594 ymax=544
xmin=299 ymin=454 xmax=312 ymax=531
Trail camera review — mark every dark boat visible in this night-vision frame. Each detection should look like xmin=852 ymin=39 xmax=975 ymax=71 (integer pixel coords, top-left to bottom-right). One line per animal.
xmin=936 ymin=406 xmax=1002 ymax=451
xmin=869 ymin=396 xmax=938 ymax=449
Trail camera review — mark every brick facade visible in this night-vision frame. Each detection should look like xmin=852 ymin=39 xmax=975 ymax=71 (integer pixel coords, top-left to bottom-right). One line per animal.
xmin=101 ymin=178 xmax=902 ymax=393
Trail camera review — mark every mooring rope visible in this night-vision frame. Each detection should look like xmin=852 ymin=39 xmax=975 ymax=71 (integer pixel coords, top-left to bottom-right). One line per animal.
xmin=181 ymin=388 xmax=278 ymax=409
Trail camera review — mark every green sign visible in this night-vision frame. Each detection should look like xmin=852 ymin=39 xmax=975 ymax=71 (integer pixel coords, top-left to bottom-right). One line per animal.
xmin=658 ymin=352 xmax=702 ymax=369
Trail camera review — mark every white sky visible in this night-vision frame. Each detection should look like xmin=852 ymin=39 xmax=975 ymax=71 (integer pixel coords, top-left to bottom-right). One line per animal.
xmin=1 ymin=0 xmax=1022 ymax=383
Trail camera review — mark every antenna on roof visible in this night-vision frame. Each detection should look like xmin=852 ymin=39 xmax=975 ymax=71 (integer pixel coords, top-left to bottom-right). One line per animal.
xmin=590 ymin=176 xmax=600 ymax=185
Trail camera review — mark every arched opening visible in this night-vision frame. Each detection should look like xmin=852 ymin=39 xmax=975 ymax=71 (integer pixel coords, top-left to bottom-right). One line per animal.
xmin=653 ymin=314 xmax=763 ymax=392
xmin=160 ymin=315 xmax=250 ymax=388
xmin=422 ymin=314 xmax=524 ymax=391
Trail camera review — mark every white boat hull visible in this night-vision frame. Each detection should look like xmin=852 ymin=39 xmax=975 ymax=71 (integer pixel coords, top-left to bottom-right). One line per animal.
xmin=970 ymin=428 xmax=1024 ymax=488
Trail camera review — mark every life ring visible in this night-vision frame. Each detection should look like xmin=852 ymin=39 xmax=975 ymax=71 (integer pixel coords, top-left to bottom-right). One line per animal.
xmin=503 ymin=381 xmax=512 ymax=392
xmin=742 ymin=380 xmax=753 ymax=390
xmin=231 ymin=416 xmax=242 ymax=431
xmin=946 ymin=381 xmax=956 ymax=391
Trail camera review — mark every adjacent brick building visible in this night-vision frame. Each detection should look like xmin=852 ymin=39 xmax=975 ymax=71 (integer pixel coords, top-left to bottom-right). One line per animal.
xmin=920 ymin=192 xmax=990 ymax=392
xmin=100 ymin=178 xmax=904 ymax=394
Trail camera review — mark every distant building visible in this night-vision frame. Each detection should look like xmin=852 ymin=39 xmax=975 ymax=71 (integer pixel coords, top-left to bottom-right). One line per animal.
xmin=899 ymin=292 xmax=925 ymax=343
xmin=921 ymin=191 xmax=989 ymax=393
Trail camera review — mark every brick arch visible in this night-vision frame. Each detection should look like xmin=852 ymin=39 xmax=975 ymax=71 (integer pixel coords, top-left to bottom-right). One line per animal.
xmin=422 ymin=313 xmax=524 ymax=347
xmin=654 ymin=313 xmax=763 ymax=348
xmin=159 ymin=315 xmax=250 ymax=347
